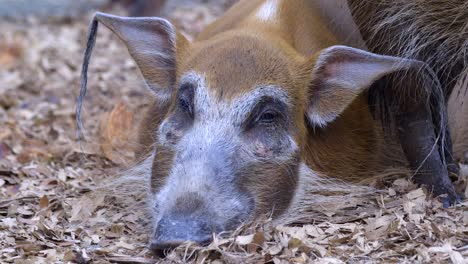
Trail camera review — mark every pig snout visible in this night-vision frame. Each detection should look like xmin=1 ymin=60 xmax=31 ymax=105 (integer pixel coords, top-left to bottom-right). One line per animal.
xmin=149 ymin=183 xmax=254 ymax=253
xmin=149 ymin=185 xmax=252 ymax=253
xmin=150 ymin=193 xmax=216 ymax=250
xmin=150 ymin=216 xmax=213 ymax=251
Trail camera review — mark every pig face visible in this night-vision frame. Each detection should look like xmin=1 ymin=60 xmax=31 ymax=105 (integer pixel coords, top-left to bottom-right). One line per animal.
xmin=149 ymin=35 xmax=305 ymax=249
xmin=151 ymin=83 xmax=301 ymax=247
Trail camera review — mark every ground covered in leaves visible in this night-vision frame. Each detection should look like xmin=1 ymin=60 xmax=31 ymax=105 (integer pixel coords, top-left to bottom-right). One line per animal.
xmin=0 ymin=1 xmax=467 ymax=263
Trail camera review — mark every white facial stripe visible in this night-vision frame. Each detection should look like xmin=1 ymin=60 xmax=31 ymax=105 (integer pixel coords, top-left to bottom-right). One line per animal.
xmin=256 ymin=0 xmax=280 ymax=22
xmin=178 ymin=72 xmax=291 ymax=125
xmin=306 ymin=109 xmax=336 ymax=128
xmin=231 ymin=85 xmax=291 ymax=125
xmin=180 ymin=71 xmax=216 ymax=120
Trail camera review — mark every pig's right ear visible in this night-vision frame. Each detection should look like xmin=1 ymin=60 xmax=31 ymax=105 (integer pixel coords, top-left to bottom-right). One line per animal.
xmin=305 ymin=45 xmax=421 ymax=128
xmin=80 ymin=12 xmax=188 ymax=101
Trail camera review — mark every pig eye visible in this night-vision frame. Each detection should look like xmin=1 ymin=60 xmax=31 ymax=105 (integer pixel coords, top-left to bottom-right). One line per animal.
xmin=179 ymin=97 xmax=192 ymax=114
xmin=257 ymin=110 xmax=279 ymax=124
xmin=178 ymin=83 xmax=194 ymax=117
xmin=244 ymin=96 xmax=287 ymax=130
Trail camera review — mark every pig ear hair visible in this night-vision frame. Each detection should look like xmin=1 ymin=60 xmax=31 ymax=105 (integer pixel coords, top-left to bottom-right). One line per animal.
xmin=306 ymin=45 xmax=437 ymax=128
xmin=76 ymin=12 xmax=181 ymax=141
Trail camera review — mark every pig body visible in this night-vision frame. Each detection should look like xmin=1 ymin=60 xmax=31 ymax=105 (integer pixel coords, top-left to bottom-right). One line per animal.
xmin=78 ymin=0 xmax=466 ymax=251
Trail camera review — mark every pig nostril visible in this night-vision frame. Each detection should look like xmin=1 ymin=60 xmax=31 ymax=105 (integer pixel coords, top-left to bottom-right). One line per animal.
xmin=151 ymin=216 xmax=215 ymax=256
xmin=150 ymin=235 xmax=213 ymax=256
xmin=150 ymin=247 xmax=168 ymax=258
xmin=150 ymin=239 xmax=184 ymax=255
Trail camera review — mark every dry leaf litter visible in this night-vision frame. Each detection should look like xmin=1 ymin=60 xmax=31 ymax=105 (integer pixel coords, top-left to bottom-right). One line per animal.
xmin=0 ymin=1 xmax=467 ymax=263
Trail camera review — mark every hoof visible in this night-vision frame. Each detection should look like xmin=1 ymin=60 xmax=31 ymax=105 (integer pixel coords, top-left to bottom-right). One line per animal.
xmin=436 ymin=189 xmax=462 ymax=208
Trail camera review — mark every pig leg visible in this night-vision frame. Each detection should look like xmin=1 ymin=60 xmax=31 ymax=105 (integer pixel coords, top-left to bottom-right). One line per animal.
xmin=396 ymin=94 xmax=460 ymax=206
xmin=443 ymin=124 xmax=460 ymax=178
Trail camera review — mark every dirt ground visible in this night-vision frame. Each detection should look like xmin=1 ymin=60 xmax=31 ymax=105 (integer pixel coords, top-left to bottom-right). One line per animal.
xmin=0 ymin=1 xmax=467 ymax=263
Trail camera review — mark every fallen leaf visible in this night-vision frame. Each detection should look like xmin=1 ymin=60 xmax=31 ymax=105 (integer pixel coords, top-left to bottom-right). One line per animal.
xmin=236 ymin=234 xmax=254 ymax=246
xmin=288 ymin=237 xmax=302 ymax=249
xmin=0 ymin=42 xmax=23 ymax=69
xmin=39 ymin=195 xmax=49 ymax=209
xmin=99 ymin=101 xmax=136 ymax=165
xmin=116 ymin=240 xmax=136 ymax=250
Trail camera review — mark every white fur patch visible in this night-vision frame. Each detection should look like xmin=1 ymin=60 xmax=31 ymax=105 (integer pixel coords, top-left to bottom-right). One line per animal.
xmin=256 ymin=0 xmax=279 ymax=22
xmin=177 ymin=72 xmax=291 ymax=125
xmin=306 ymin=110 xmax=335 ymax=128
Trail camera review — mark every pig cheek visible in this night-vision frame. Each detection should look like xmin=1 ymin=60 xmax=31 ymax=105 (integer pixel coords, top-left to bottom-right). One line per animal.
xmin=245 ymin=145 xmax=300 ymax=217
xmin=252 ymin=135 xmax=294 ymax=158
xmin=260 ymin=163 xmax=299 ymax=216
xmin=150 ymin=145 xmax=174 ymax=194
xmin=253 ymin=140 xmax=274 ymax=158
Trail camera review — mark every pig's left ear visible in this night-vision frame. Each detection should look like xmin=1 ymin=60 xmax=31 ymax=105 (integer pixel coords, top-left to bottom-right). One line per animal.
xmin=80 ymin=12 xmax=189 ymax=100
xmin=306 ymin=45 xmax=418 ymax=127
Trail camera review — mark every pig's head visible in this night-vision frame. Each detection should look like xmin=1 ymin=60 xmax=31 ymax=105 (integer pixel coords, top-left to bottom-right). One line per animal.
xmin=80 ymin=13 xmax=419 ymax=251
